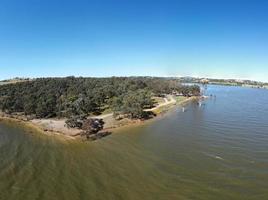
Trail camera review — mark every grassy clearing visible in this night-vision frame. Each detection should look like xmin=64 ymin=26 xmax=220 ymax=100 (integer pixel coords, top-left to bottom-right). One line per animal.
xmin=152 ymin=96 xmax=188 ymax=115
xmin=174 ymin=96 xmax=187 ymax=103
xmin=100 ymin=107 xmax=113 ymax=115
xmin=152 ymin=104 xmax=173 ymax=115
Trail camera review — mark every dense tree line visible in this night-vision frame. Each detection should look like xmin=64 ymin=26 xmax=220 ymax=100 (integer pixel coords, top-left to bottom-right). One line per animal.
xmin=110 ymin=89 xmax=154 ymax=119
xmin=0 ymin=77 xmax=200 ymax=119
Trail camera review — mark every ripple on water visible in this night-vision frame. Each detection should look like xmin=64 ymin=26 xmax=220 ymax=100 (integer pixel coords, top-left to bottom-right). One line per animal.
xmin=1 ymin=85 xmax=268 ymax=200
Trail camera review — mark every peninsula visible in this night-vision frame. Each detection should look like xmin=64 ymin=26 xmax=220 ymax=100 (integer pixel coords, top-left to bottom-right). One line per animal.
xmin=0 ymin=77 xmax=201 ymax=140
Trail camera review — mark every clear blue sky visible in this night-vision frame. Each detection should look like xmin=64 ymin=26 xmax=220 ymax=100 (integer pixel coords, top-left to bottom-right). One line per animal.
xmin=0 ymin=0 xmax=268 ymax=81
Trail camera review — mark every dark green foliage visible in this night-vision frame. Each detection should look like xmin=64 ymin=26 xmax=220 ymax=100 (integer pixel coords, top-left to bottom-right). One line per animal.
xmin=65 ymin=116 xmax=105 ymax=140
xmin=111 ymin=89 xmax=154 ymax=119
xmin=177 ymin=85 xmax=201 ymax=97
xmin=0 ymin=77 xmax=200 ymax=119
xmin=65 ymin=115 xmax=87 ymax=128
xmin=81 ymin=118 xmax=104 ymax=134
xmin=81 ymin=118 xmax=105 ymax=140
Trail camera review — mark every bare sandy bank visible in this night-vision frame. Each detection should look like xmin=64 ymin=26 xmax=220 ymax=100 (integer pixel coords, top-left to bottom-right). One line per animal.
xmin=0 ymin=117 xmax=76 ymax=140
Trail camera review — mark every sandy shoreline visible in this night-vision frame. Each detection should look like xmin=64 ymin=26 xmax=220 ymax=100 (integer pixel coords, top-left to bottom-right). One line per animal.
xmin=0 ymin=117 xmax=76 ymax=140
xmin=0 ymin=96 xmax=201 ymax=140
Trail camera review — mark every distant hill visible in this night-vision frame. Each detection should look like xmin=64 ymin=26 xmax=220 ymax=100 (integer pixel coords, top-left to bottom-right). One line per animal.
xmin=0 ymin=78 xmax=31 ymax=85
xmin=177 ymin=77 xmax=268 ymax=89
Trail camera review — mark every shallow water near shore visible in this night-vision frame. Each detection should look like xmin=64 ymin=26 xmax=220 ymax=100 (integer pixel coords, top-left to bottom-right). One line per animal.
xmin=1 ymin=85 xmax=268 ymax=200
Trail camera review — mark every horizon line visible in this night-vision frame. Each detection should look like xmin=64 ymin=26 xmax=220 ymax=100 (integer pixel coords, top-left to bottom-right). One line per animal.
xmin=1 ymin=75 xmax=267 ymax=84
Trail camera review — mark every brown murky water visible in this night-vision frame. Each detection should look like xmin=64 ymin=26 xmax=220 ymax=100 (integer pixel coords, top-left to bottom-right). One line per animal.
xmin=0 ymin=85 xmax=268 ymax=200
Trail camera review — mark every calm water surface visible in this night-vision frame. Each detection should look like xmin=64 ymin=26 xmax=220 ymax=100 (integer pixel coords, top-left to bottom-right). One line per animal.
xmin=0 ymin=85 xmax=268 ymax=200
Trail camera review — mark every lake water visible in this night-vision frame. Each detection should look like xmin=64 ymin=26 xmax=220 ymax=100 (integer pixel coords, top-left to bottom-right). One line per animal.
xmin=0 ymin=85 xmax=268 ymax=200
